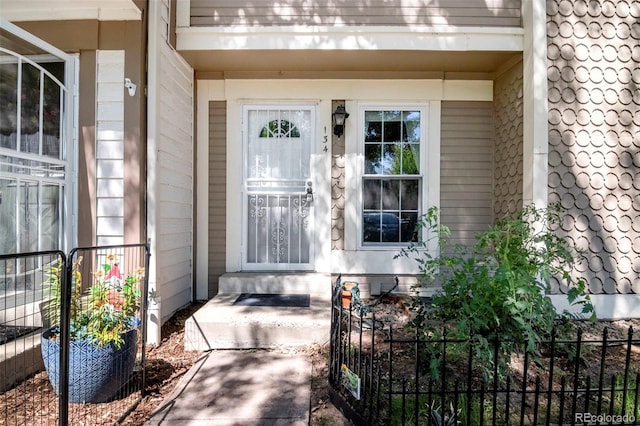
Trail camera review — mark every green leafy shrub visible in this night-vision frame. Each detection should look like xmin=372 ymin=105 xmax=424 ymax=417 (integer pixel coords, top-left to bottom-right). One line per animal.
xmin=397 ymin=204 xmax=595 ymax=378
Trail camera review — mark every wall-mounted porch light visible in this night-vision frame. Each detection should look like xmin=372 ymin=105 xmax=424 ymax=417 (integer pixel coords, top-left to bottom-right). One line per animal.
xmin=332 ymin=105 xmax=349 ymax=137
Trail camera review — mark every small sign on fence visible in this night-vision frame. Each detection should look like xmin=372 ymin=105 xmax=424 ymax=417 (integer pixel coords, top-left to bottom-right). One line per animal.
xmin=341 ymin=364 xmax=361 ymax=400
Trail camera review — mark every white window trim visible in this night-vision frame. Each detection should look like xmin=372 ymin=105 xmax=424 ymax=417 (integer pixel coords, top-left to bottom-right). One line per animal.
xmin=345 ymin=102 xmax=440 ymax=250
xmin=342 ymin=101 xmax=440 ymax=275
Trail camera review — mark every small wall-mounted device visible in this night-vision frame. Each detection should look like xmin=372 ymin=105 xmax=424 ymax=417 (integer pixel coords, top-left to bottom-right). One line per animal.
xmin=124 ymin=78 xmax=137 ymax=96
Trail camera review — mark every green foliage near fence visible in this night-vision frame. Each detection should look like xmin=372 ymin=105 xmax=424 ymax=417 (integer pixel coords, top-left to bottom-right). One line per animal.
xmin=396 ymin=204 xmax=595 ymax=379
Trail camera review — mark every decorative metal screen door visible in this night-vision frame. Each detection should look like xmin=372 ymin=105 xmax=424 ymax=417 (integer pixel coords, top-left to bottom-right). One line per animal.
xmin=243 ymin=106 xmax=315 ymax=270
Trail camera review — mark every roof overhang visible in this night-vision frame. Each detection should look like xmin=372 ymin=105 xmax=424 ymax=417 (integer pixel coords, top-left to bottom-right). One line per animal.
xmin=0 ymin=0 xmax=142 ymax=21
xmin=181 ymin=49 xmax=521 ymax=76
xmin=177 ymin=25 xmax=523 ymax=75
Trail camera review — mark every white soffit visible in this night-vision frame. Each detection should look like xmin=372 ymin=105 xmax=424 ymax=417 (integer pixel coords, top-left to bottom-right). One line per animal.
xmin=1 ymin=0 xmax=142 ymax=21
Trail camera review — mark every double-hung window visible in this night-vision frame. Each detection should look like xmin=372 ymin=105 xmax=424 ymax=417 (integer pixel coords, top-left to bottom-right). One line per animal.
xmin=361 ymin=108 xmax=424 ymax=245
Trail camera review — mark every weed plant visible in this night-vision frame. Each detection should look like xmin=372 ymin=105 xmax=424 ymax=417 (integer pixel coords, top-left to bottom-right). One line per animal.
xmin=396 ymin=204 xmax=596 ymax=380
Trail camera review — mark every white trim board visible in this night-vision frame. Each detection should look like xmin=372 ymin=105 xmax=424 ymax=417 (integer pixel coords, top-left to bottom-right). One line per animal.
xmin=177 ymin=26 xmax=523 ymax=52
xmin=0 ymin=0 xmax=141 ymax=21
xmin=222 ymin=79 xmax=492 ymax=102
xmin=550 ymin=295 xmax=640 ymax=321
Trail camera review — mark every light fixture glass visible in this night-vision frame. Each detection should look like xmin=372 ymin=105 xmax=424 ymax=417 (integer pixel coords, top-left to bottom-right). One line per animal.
xmin=332 ymin=105 xmax=349 ymax=136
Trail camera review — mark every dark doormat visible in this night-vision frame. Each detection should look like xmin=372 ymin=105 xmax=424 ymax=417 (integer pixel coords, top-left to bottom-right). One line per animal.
xmin=233 ymin=293 xmax=310 ymax=307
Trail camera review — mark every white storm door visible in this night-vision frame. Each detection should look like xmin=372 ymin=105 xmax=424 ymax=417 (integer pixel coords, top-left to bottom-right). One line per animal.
xmin=243 ymin=106 xmax=315 ymax=270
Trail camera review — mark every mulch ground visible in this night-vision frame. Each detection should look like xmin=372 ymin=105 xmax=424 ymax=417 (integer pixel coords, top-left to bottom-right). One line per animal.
xmin=3 ymin=295 xmax=637 ymax=425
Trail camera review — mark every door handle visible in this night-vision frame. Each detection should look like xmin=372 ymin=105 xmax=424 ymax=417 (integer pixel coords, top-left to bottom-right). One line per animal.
xmin=305 ymin=182 xmax=314 ymax=202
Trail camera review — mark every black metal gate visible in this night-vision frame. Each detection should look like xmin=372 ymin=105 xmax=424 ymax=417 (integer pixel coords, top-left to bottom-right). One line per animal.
xmin=328 ymin=275 xmax=640 ymax=426
xmin=1 ymin=244 xmax=150 ymax=425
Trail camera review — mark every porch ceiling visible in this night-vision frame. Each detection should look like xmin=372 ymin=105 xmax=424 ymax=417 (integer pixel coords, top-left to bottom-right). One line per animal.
xmin=0 ymin=0 xmax=142 ymax=21
xmin=180 ymin=49 xmax=520 ymax=77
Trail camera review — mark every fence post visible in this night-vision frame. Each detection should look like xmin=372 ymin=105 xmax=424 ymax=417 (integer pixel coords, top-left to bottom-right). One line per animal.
xmin=621 ymin=326 xmax=633 ymax=419
xmin=58 ymin=251 xmax=72 ymax=426
xmin=140 ymin=243 xmax=151 ymax=397
xmin=571 ymin=329 xmax=583 ymax=426
xmin=492 ymin=336 xmax=499 ymax=426
xmin=546 ymin=329 xmax=557 ymax=424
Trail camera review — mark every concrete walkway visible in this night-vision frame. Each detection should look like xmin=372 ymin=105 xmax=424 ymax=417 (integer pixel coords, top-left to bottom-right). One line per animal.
xmin=145 ymin=349 xmax=311 ymax=425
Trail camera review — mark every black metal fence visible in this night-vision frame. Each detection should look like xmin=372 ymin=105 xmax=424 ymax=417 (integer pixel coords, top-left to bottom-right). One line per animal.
xmin=1 ymin=244 xmax=150 ymax=426
xmin=329 ymin=277 xmax=640 ymax=425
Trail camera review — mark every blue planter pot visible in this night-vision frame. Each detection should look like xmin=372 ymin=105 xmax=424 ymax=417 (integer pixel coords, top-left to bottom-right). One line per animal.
xmin=41 ymin=328 xmax=138 ymax=403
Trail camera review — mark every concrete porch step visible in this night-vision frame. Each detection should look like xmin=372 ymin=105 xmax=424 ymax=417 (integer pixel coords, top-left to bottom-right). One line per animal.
xmin=218 ymin=272 xmax=333 ymax=298
xmin=185 ymin=273 xmax=334 ymax=350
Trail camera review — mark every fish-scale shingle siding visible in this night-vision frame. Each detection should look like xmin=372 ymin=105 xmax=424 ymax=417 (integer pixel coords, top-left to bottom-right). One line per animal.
xmin=494 ymin=60 xmax=524 ymax=219
xmin=546 ymin=0 xmax=640 ymax=295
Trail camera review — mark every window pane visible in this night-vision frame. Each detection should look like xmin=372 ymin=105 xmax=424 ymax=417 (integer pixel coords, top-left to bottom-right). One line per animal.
xmin=383 ymin=111 xmax=403 ymax=142
xmin=401 ymin=212 xmax=419 ymax=242
xmin=365 ymin=121 xmax=382 ymax=142
xmin=382 ymin=144 xmax=396 ymax=174
xmin=383 ymin=121 xmax=402 ymax=142
xmin=383 ymin=110 xmax=402 ymax=122
xmin=43 ymin=75 xmax=62 ymax=158
xmin=40 ymin=184 xmax=61 ymax=251
xmin=0 ymin=63 xmax=18 ymax=150
xmin=382 ymin=180 xmax=399 ymax=210
xmin=401 ymin=180 xmax=419 ymax=210
xmin=247 ymin=108 xmax=311 ymax=180
xmin=381 ymin=212 xmax=400 ymax=242
xmin=364 ymin=111 xmax=383 ymax=142
xmin=402 ymin=143 xmax=420 ymax=174
xmin=363 ymin=179 xmax=380 ymax=210
xmin=0 ymin=179 xmax=17 ymax=253
xmin=19 ymin=181 xmax=39 ymax=252
xmin=385 ymin=144 xmax=420 ymax=175
xmin=363 ymin=212 xmax=381 ymax=243
xmin=21 ymin=63 xmax=40 ymax=154
xmin=404 ymin=111 xmax=421 ymax=142
xmin=364 ymin=144 xmax=381 ymax=174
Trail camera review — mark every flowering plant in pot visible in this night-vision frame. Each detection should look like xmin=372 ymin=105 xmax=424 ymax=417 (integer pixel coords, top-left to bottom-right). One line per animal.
xmin=41 ymin=254 xmax=144 ymax=403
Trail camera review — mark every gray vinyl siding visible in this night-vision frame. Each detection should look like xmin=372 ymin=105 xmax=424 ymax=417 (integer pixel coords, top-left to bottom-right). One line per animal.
xmin=190 ymin=0 xmax=521 ymax=28
xmin=208 ymin=101 xmax=227 ymax=297
xmin=440 ymin=101 xmax=494 ymax=247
